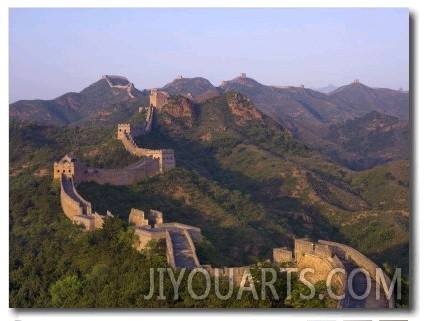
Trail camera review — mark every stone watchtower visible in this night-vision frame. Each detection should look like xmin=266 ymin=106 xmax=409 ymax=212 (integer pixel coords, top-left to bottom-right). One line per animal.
xmin=117 ymin=123 xmax=132 ymax=140
xmin=53 ymin=154 xmax=84 ymax=181
xmin=150 ymin=89 xmax=169 ymax=108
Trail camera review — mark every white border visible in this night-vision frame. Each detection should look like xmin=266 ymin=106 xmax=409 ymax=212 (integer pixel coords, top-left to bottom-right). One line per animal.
xmin=2 ymin=1 xmax=424 ymax=320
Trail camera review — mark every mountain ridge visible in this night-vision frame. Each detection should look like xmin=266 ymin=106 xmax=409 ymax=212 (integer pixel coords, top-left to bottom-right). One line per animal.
xmin=10 ymin=74 xmax=409 ymax=125
xmin=10 ymin=74 xmax=409 ymax=170
xmin=10 ymin=76 xmax=145 ymax=125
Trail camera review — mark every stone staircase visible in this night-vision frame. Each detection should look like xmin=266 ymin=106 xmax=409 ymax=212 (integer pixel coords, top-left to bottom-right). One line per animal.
xmin=339 ymin=257 xmax=390 ymax=308
xmin=169 ymin=230 xmax=198 ymax=269
xmin=341 ymin=259 xmax=367 ymax=308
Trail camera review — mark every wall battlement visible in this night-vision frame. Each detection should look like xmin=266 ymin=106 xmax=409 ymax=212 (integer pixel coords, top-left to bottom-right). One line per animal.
xmin=55 ymin=103 xmax=175 ymax=231
xmin=117 ymin=103 xmax=175 ymax=173
xmin=55 ymin=154 xmax=161 ymax=187
xmin=102 ymin=75 xmax=135 ymax=98
xmin=129 ymin=207 xmax=201 ymax=269
xmin=273 ymin=239 xmax=393 ymax=308
xmin=59 ymin=174 xmax=110 ymax=231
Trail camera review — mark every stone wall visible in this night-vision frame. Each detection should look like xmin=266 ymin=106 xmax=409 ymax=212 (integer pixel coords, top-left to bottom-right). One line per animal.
xmin=144 ymin=105 xmax=154 ymax=134
xmin=273 ymin=247 xmax=293 ymax=265
xmin=129 ymin=208 xmax=148 ymax=227
xmin=331 ymin=255 xmax=347 ymax=294
xmin=159 ymin=222 xmax=202 ymax=240
xmin=118 ymin=132 xmax=175 ymax=173
xmin=60 ymin=173 xmax=111 ymax=231
xmin=314 ymin=243 xmax=333 ymax=259
xmin=81 ymin=158 xmax=160 ymax=185
xmin=131 ymin=217 xmax=202 ymax=270
xmin=60 ymin=186 xmax=83 ymax=219
xmin=117 ymin=104 xmax=176 ymax=174
xmin=295 ymin=239 xmax=314 ymax=262
xmin=150 ymin=89 xmax=169 ymax=108
xmin=183 ymin=228 xmax=200 ymax=267
xmin=204 ymin=266 xmax=249 ymax=286
xmin=102 ymin=75 xmax=135 ymax=98
xmin=297 ymin=253 xmax=345 ymax=292
xmin=165 ymin=231 xmax=176 ymax=268
xmin=72 ymin=215 xmax=94 ymax=231
xmin=290 ymin=239 xmax=393 ymax=308
xmin=55 ymin=102 xmax=175 ymax=233
xmin=117 ymin=123 xmax=145 ymax=140
xmin=93 ymin=212 xmax=107 ymax=229
xmin=133 ymin=227 xmax=167 ymax=250
xmin=318 ymin=240 xmax=393 ymax=304
xmin=60 ymin=174 xmax=92 ymax=218
xmin=55 ymin=155 xmax=161 ymax=186
xmin=149 ymin=209 xmax=163 ymax=227
xmin=102 ymin=75 xmax=130 ymax=87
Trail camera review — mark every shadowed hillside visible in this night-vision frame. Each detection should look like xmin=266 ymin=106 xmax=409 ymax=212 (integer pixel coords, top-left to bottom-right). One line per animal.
xmin=10 ymin=76 xmax=146 ymax=125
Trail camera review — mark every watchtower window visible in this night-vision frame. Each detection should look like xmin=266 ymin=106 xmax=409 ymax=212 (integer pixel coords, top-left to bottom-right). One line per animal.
xmin=63 ymin=170 xmax=65 ymax=173
xmin=57 ymin=170 xmax=60 ymax=173
xmin=68 ymin=170 xmax=71 ymax=173
xmin=119 ymin=129 xmax=121 ymax=132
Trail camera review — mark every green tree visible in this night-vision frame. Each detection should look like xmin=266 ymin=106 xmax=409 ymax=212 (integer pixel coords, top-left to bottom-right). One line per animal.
xmin=50 ymin=275 xmax=83 ymax=308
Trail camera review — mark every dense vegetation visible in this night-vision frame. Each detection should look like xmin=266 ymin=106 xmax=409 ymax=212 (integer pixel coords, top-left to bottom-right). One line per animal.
xmin=10 ymin=174 xmax=338 ymax=308
xmin=324 ymin=111 xmax=409 ymax=169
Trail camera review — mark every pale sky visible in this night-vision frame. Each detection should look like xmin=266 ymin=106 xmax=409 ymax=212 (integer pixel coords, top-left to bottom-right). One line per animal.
xmin=9 ymin=8 xmax=409 ymax=102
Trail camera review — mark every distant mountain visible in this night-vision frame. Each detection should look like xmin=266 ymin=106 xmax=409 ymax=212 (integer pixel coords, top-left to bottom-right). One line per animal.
xmin=10 ymin=74 xmax=409 ymax=128
xmin=312 ymin=84 xmax=337 ymax=93
xmin=10 ymin=74 xmax=409 ymax=169
xmin=9 ymin=75 xmax=145 ymax=125
xmin=156 ymin=75 xmax=408 ymax=169
xmin=329 ymin=82 xmax=409 ymax=119
xmin=220 ymin=75 xmax=352 ymax=124
xmin=324 ymin=111 xmax=409 ymax=169
xmin=162 ymin=76 xmax=220 ymax=101
xmin=220 ymin=75 xmax=408 ymax=123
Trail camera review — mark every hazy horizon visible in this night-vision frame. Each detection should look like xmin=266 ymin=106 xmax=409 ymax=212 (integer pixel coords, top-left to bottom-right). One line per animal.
xmin=9 ymin=8 xmax=409 ymax=103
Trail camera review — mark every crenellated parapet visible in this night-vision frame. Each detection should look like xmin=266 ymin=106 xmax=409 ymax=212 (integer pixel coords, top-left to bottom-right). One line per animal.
xmin=116 ymin=102 xmax=175 ymax=173
xmin=118 ymin=131 xmax=175 ymax=174
xmin=59 ymin=173 xmax=111 ymax=231
xmin=273 ymin=239 xmax=394 ymax=308
xmin=102 ymin=75 xmax=136 ymax=98
xmin=128 ymin=207 xmax=201 ymax=269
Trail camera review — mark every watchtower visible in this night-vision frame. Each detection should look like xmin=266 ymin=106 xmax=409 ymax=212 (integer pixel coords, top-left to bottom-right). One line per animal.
xmin=117 ymin=123 xmax=132 ymax=139
xmin=150 ymin=88 xmax=169 ymax=108
xmin=53 ymin=154 xmax=84 ymax=180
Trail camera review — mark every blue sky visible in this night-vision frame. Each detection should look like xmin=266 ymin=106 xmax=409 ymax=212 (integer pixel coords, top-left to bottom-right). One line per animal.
xmin=9 ymin=8 xmax=409 ymax=102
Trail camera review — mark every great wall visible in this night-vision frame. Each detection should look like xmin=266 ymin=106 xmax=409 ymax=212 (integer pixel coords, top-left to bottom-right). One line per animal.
xmin=53 ymin=84 xmax=199 ymax=268
xmin=52 ymin=75 xmax=395 ymax=308
xmin=273 ymin=239 xmax=394 ymax=308
xmin=102 ymin=75 xmax=137 ymax=99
